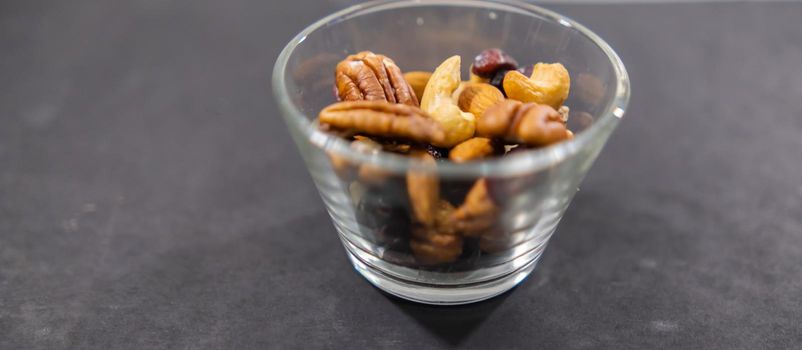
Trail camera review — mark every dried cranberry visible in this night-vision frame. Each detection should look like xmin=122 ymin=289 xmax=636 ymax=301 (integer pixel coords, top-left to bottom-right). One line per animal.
xmin=471 ymin=48 xmax=519 ymax=78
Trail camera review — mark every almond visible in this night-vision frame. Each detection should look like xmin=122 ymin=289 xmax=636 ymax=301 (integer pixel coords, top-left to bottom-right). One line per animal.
xmin=449 ymin=137 xmax=500 ymax=163
xmin=457 ymin=83 xmax=505 ymax=118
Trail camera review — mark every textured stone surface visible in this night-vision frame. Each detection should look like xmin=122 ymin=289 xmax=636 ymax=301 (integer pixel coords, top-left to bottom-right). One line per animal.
xmin=1 ymin=1 xmax=800 ymax=349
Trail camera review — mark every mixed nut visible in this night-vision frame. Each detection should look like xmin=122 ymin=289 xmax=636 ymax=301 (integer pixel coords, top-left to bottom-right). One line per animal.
xmin=318 ymin=49 xmax=574 ymax=267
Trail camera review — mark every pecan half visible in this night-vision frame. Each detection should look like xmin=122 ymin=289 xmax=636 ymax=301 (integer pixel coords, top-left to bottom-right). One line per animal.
xmin=406 ymin=150 xmax=439 ymax=227
xmin=350 ymin=137 xmax=392 ymax=186
xmin=327 ymin=137 xmax=387 ymax=183
xmin=432 ymin=199 xmax=457 ymax=235
xmin=335 ymin=51 xmax=419 ymax=106
xmin=476 ymin=100 xmax=571 ymax=147
xmin=410 ymin=227 xmax=463 ymax=265
xmin=452 ymin=179 xmax=498 ymax=236
xmin=410 ymin=200 xmax=462 ymax=265
xmin=319 ymin=101 xmax=446 ymax=145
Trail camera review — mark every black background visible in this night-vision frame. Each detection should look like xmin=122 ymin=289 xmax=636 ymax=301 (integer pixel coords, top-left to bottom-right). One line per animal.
xmin=1 ymin=1 xmax=801 ymax=348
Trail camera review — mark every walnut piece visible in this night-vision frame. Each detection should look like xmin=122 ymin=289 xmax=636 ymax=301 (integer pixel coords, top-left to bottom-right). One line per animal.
xmin=319 ymin=101 xmax=446 ymax=145
xmin=476 ymin=100 xmax=571 ymax=147
xmin=335 ymin=51 xmax=418 ymax=106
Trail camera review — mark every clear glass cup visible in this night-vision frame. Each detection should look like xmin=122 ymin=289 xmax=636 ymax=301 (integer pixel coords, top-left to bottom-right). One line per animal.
xmin=273 ymin=0 xmax=629 ymax=305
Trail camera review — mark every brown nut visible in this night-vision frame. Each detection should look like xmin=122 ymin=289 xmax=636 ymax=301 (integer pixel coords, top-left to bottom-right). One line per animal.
xmin=457 ymin=83 xmax=505 ymax=118
xmin=319 ymin=101 xmax=446 ymax=145
xmin=433 ymin=199 xmax=458 ymax=235
xmin=354 ymin=135 xmax=413 ymax=154
xmin=411 ymin=199 xmax=461 ymax=264
xmin=357 ymin=165 xmax=391 ymax=186
xmin=410 ymin=228 xmax=463 ymax=265
xmin=335 ymin=51 xmax=419 ymax=106
xmin=406 ymin=150 xmax=439 ymax=227
xmin=355 ymin=137 xmax=402 ymax=185
xmin=452 ymin=179 xmax=498 ymax=236
xmin=475 ymin=99 xmax=518 ymax=137
xmin=503 ymin=63 xmax=570 ymax=109
xmin=476 ymin=100 xmax=570 ymax=147
xmin=328 ymin=137 xmax=386 ymax=183
xmin=403 ymin=71 xmax=432 ymax=102
xmin=448 ymin=137 xmax=500 ymax=163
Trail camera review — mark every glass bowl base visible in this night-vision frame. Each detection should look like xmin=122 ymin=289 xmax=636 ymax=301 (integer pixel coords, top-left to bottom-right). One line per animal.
xmin=342 ymin=239 xmax=542 ymax=305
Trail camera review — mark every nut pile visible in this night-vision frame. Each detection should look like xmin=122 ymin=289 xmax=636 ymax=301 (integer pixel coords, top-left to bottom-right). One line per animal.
xmin=318 ymin=49 xmax=574 ymax=267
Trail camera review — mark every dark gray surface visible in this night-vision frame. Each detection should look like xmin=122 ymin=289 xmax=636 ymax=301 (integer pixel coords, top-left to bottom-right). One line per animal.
xmin=1 ymin=1 xmax=801 ymax=349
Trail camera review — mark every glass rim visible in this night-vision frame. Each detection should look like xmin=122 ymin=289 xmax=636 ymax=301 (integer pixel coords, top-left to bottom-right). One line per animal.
xmin=272 ymin=0 xmax=630 ymax=176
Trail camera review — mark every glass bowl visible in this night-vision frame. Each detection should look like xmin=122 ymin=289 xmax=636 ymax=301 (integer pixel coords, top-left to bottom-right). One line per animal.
xmin=273 ymin=0 xmax=629 ymax=305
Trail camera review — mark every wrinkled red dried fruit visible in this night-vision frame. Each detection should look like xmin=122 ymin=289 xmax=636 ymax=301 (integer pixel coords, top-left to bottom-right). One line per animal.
xmin=471 ymin=48 xmax=519 ymax=79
